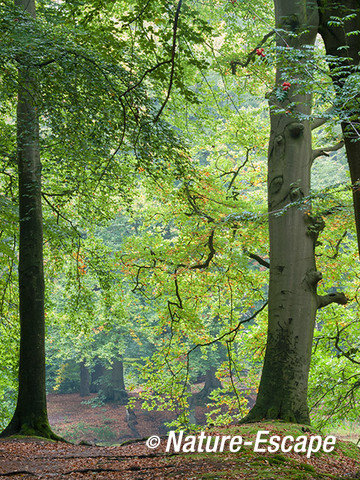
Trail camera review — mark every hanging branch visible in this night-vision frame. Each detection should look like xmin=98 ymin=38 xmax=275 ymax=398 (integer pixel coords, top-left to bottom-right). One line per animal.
xmin=327 ymin=230 xmax=347 ymax=259
xmin=226 ymin=148 xmax=252 ymax=194
xmin=334 ymin=323 xmax=360 ymax=365
xmin=123 ymin=0 xmax=152 ymax=27
xmin=187 ymin=301 xmax=268 ymax=354
xmin=178 ymin=302 xmax=267 ymax=406
xmin=243 ymin=248 xmax=270 ymax=268
xmin=184 ymin=183 xmax=215 ymax=222
xmin=153 ymin=0 xmax=183 ymax=122
xmin=226 ymin=340 xmax=243 ymax=410
xmin=167 ymin=271 xmax=183 ymax=329
xmin=189 ymin=229 xmax=216 ymax=270
xmin=131 ymin=259 xmax=157 ymax=293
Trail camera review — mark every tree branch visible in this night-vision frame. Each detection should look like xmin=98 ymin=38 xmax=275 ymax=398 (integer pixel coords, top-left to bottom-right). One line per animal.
xmin=334 ymin=324 xmax=360 ymax=365
xmin=312 ymin=140 xmax=344 ymax=161
xmin=189 ymin=229 xmax=216 ymax=270
xmin=327 ymin=230 xmax=347 ymax=259
xmin=184 ymin=184 xmax=215 ymax=222
xmin=243 ymin=249 xmax=270 ymax=268
xmin=123 ymin=0 xmax=152 ymax=27
xmin=187 ymin=301 xmax=268 ymax=352
xmin=311 ymin=107 xmax=335 ymax=130
xmin=230 ymin=30 xmax=274 ymax=74
xmin=317 ymin=292 xmax=348 ymax=309
xmin=153 ymin=0 xmax=183 ymax=122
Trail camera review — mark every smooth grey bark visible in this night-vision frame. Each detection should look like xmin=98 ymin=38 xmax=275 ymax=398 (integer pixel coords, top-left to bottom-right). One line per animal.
xmin=243 ymin=0 xmax=320 ymax=424
xmin=242 ymin=0 xmax=348 ymax=424
xmin=0 ymin=0 xmax=59 ymax=439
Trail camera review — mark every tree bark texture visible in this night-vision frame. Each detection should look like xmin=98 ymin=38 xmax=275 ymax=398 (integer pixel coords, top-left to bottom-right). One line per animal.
xmin=0 ymin=0 xmax=58 ymax=439
xmin=318 ymin=0 xmax=360 ymax=256
xmin=244 ymin=0 xmax=319 ymax=424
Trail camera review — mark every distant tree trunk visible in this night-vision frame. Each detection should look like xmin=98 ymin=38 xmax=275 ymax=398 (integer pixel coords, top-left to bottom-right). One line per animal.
xmin=0 ymin=0 xmax=58 ymax=439
xmin=187 ymin=383 xmax=197 ymax=425
xmin=90 ymin=360 xmax=105 ymax=393
xmin=318 ymin=0 xmax=360 ymax=255
xmin=126 ymin=407 xmax=139 ymax=437
xmin=243 ymin=0 xmax=319 ymax=424
xmin=104 ymin=358 xmax=128 ymax=404
xmin=195 ymin=367 xmax=221 ymax=404
xmin=80 ymin=361 xmax=90 ymax=397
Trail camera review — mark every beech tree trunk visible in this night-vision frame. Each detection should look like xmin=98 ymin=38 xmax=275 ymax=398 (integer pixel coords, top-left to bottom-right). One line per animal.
xmin=318 ymin=0 xmax=360 ymax=255
xmin=244 ymin=0 xmax=319 ymax=424
xmin=0 ymin=0 xmax=58 ymax=439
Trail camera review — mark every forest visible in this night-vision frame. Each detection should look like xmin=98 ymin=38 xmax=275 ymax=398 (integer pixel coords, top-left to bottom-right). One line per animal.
xmin=1 ymin=0 xmax=360 ymax=478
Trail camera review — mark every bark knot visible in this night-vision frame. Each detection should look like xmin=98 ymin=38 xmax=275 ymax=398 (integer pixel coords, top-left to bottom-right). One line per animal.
xmin=289 ymin=184 xmax=304 ymax=202
xmin=288 ymin=122 xmax=304 ymax=138
xmin=306 ymin=214 xmax=325 ymax=242
xmin=304 ymin=269 xmax=322 ymax=289
xmin=269 ymin=175 xmax=284 ymax=194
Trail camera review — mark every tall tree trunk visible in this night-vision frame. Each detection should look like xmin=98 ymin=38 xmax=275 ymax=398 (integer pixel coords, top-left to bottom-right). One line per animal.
xmin=318 ymin=0 xmax=360 ymax=255
xmin=0 ymin=0 xmax=58 ymax=439
xmin=243 ymin=0 xmax=319 ymax=424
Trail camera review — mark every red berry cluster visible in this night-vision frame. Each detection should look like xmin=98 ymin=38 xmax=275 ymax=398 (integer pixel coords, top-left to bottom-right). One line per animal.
xmin=256 ymin=48 xmax=266 ymax=57
xmin=282 ymin=81 xmax=291 ymax=91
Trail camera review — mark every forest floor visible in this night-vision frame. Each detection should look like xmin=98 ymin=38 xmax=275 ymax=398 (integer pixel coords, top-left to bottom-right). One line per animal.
xmin=0 ymin=421 xmax=360 ymax=479
xmin=47 ymin=393 xmax=205 ymax=444
xmin=1 ymin=395 xmax=360 ymax=479
xmin=45 ymin=393 xmax=359 ymax=446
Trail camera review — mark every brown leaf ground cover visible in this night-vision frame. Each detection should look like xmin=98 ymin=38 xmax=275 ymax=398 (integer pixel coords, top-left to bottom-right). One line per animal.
xmin=0 ymin=421 xmax=359 ymax=480
xmin=47 ymin=393 xmax=178 ymax=444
